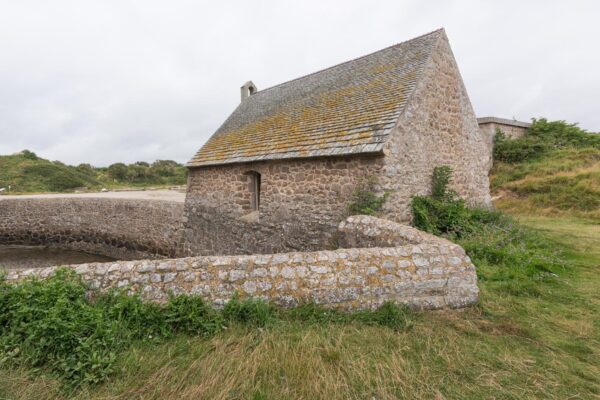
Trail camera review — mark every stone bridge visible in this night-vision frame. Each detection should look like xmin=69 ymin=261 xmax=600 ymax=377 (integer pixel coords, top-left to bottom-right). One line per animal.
xmin=0 ymin=192 xmax=185 ymax=259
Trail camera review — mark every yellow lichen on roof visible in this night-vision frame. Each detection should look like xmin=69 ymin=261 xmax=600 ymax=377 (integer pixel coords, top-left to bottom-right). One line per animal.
xmin=188 ymin=30 xmax=441 ymax=167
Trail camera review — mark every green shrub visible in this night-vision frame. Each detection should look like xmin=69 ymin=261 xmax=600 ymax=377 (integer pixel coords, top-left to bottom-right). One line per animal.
xmin=21 ymin=149 xmax=38 ymax=160
xmin=0 ymin=271 xmax=222 ymax=389
xmin=21 ymin=164 xmax=92 ymax=191
xmin=0 ymin=270 xmax=118 ymax=388
xmin=494 ymin=118 xmax=600 ymax=164
xmin=348 ymin=177 xmax=390 ymax=216
xmin=431 ymin=165 xmax=453 ymax=200
xmin=165 ymin=294 xmax=223 ymax=336
xmin=107 ymin=163 xmax=128 ymax=181
xmin=494 ymin=130 xmax=550 ymax=163
xmin=411 ymin=166 xmax=570 ymax=295
xmin=412 ymin=166 xmax=504 ymax=237
xmin=528 ymin=118 xmax=600 ymax=148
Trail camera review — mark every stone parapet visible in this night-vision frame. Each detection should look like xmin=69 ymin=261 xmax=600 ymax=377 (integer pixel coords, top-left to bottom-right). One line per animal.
xmin=0 ymin=198 xmax=184 ymax=259
xmin=4 ymin=215 xmax=479 ymax=310
xmin=338 ymin=215 xmax=443 ymax=248
xmin=5 ymin=243 xmax=478 ymax=310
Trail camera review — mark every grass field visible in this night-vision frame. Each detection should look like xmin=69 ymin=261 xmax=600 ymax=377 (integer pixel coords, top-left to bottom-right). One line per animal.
xmin=1 ymin=215 xmax=598 ymax=399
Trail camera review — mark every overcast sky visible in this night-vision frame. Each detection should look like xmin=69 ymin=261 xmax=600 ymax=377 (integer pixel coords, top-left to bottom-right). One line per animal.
xmin=0 ymin=0 xmax=598 ymax=166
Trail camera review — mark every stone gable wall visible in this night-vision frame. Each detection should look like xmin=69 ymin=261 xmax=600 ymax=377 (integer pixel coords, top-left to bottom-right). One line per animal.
xmin=0 ymin=198 xmax=184 ymax=259
xmin=378 ymin=31 xmax=492 ymax=222
xmin=5 ymin=217 xmax=479 ymax=310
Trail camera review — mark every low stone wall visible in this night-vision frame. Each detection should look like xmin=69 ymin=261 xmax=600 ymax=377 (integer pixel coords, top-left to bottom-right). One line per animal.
xmin=4 ymin=216 xmax=479 ymax=310
xmin=338 ymin=215 xmax=443 ymax=248
xmin=0 ymin=198 xmax=184 ymax=259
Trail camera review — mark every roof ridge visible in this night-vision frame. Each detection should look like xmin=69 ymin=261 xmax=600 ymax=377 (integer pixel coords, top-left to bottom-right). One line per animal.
xmin=189 ymin=28 xmax=446 ymax=167
xmin=255 ymin=28 xmax=444 ymax=95
xmin=390 ymin=28 xmax=444 ymax=129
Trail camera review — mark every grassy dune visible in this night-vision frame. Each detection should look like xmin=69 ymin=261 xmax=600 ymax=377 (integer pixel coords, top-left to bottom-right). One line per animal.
xmin=491 ymin=119 xmax=600 ymax=221
xmin=492 ymin=147 xmax=600 ymax=221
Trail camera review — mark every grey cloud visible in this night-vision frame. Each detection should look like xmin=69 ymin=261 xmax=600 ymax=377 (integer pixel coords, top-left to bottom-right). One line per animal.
xmin=0 ymin=0 xmax=598 ymax=165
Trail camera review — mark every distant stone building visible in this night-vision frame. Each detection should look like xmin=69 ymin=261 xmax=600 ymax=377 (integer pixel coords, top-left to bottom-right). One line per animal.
xmin=478 ymin=116 xmax=531 ymax=140
xmin=477 ymin=117 xmax=532 ymax=170
xmin=183 ymin=29 xmax=491 ymax=256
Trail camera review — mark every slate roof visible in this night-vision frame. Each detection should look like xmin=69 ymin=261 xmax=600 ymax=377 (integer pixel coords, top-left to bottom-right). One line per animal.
xmin=188 ymin=29 xmax=443 ymax=167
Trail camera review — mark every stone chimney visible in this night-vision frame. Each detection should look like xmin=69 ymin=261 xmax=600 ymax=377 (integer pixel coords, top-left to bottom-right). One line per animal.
xmin=240 ymin=81 xmax=257 ymax=102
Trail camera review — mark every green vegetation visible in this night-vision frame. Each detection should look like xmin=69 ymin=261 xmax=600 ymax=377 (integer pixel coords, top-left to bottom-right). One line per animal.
xmin=1 ymin=119 xmax=599 ymax=398
xmin=412 ymin=166 xmax=571 ymax=298
xmin=2 ymin=214 xmax=598 ymax=399
xmin=0 ymin=151 xmax=187 ymax=193
xmin=412 ymin=166 xmax=504 ymax=237
xmin=492 ymin=119 xmax=600 ymax=220
xmin=348 ymin=177 xmax=390 ymax=216
xmin=493 ymin=118 xmax=600 ymax=163
xmin=0 ymin=271 xmax=413 ymax=391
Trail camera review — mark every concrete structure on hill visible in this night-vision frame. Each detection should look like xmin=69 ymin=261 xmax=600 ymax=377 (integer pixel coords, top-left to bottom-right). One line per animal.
xmin=478 ymin=116 xmax=531 ymax=140
xmin=477 ymin=117 xmax=532 ymax=170
xmin=183 ymin=29 xmax=492 ymax=256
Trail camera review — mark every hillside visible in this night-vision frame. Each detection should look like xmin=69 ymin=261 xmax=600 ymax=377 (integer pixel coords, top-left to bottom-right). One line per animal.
xmin=491 ymin=119 xmax=600 ymax=221
xmin=0 ymin=151 xmax=187 ymax=193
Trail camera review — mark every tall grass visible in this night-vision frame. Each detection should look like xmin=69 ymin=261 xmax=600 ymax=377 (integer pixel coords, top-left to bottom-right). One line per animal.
xmin=0 ymin=270 xmax=413 ymax=391
xmin=493 ymin=148 xmax=600 ymax=216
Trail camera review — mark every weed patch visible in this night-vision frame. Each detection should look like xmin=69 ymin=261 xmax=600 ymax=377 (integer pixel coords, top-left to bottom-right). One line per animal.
xmin=0 ymin=272 xmax=413 ymax=391
xmin=348 ymin=177 xmax=390 ymax=216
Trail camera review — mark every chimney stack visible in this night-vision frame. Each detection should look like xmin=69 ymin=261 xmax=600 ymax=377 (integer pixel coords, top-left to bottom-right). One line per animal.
xmin=240 ymin=81 xmax=257 ymax=102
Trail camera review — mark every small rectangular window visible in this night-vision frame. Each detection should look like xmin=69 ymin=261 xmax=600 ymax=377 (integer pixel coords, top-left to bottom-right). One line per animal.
xmin=245 ymin=171 xmax=261 ymax=211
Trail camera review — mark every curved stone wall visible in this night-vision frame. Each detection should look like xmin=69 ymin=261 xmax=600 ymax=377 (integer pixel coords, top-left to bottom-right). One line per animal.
xmin=4 ymin=216 xmax=479 ymax=310
xmin=0 ymin=198 xmax=184 ymax=259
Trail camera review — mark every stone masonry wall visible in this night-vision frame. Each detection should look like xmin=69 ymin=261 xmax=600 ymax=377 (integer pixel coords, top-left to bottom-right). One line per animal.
xmin=479 ymin=122 xmax=528 ymax=141
xmin=5 ymin=216 xmax=479 ymax=310
xmin=183 ymin=156 xmax=383 ymax=256
xmin=377 ymin=30 xmax=492 ymax=223
xmin=0 ymin=198 xmax=184 ymax=259
xmin=338 ymin=215 xmax=443 ymax=248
